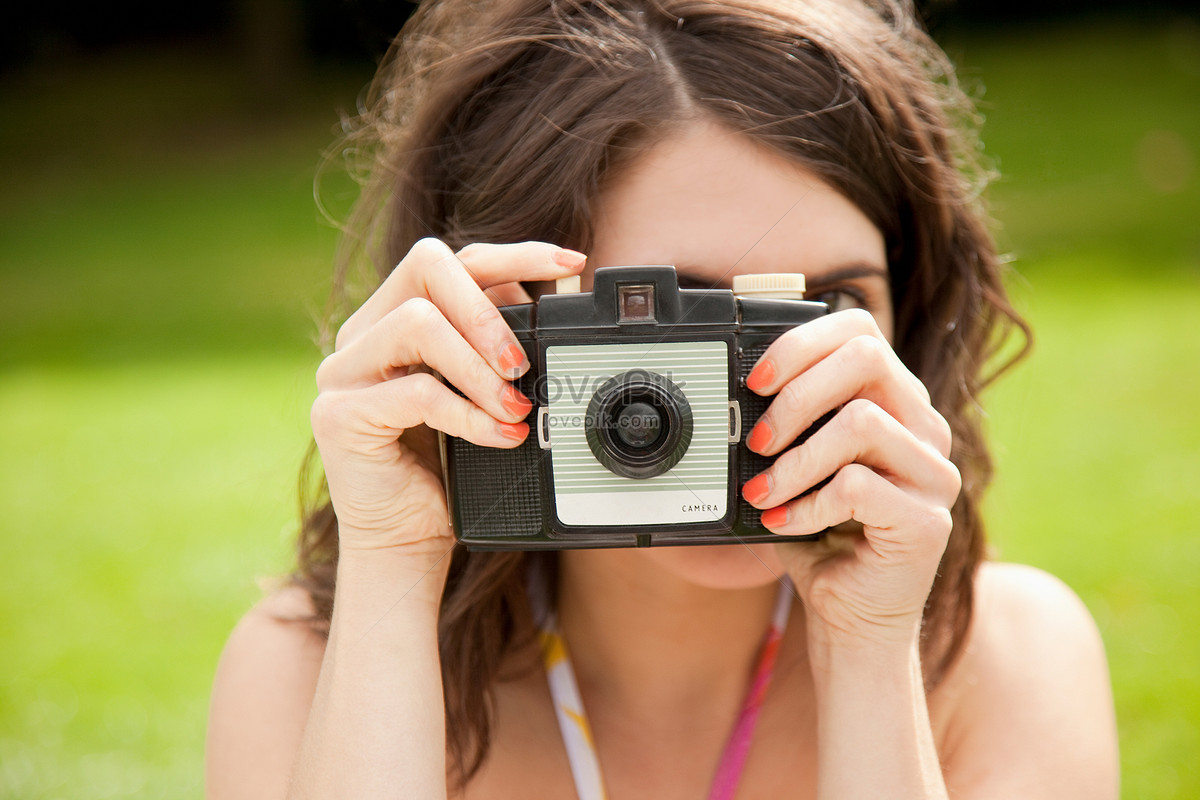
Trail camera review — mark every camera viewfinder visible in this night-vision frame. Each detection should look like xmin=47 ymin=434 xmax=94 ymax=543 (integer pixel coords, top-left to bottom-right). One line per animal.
xmin=617 ymin=284 xmax=655 ymax=323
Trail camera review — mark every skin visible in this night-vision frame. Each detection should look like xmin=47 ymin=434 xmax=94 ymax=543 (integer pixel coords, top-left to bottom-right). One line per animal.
xmin=205 ymin=121 xmax=1119 ymax=800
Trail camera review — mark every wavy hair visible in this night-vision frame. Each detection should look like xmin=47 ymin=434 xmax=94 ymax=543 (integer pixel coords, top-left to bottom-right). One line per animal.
xmin=289 ymin=0 xmax=1030 ymax=786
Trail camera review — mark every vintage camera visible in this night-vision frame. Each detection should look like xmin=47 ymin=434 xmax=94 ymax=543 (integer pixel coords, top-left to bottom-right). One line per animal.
xmin=442 ymin=265 xmax=829 ymax=550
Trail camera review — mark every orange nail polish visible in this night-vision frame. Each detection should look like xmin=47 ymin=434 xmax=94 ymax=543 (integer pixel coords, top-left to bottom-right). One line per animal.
xmin=500 ymin=422 xmax=529 ymax=441
xmin=502 ymin=385 xmax=533 ymax=417
xmin=761 ymin=506 xmax=788 ymax=529
xmin=746 ymin=420 xmax=772 ymax=453
xmin=498 ymin=342 xmax=527 ymax=374
xmin=552 ymin=249 xmax=588 ymax=269
xmin=746 ymin=358 xmax=775 ymax=393
xmin=742 ymin=473 xmax=771 ymax=505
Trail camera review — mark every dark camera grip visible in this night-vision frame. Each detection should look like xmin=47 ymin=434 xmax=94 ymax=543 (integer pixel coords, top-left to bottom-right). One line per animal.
xmin=736 ymin=337 xmax=832 ymax=532
xmin=445 ymin=347 xmax=542 ymax=540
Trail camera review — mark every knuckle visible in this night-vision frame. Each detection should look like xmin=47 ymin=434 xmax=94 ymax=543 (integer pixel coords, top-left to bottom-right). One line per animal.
xmin=407 ymin=372 xmax=442 ymax=411
xmin=315 ymin=353 xmax=338 ymax=391
xmin=806 ymin=573 xmax=838 ymax=606
xmin=917 ymin=506 xmax=954 ymax=542
xmin=428 ymin=378 xmax=478 ymax=437
xmin=933 ymin=411 xmax=954 ymax=455
xmin=456 ymin=242 xmax=487 ymax=263
xmin=470 ymin=298 xmax=502 ymax=331
xmin=935 ymin=505 xmax=954 ymax=532
xmin=769 ymin=445 xmax=799 ymax=477
xmin=913 ymin=376 xmax=932 ymax=404
xmin=941 ymin=457 xmax=963 ymax=499
xmin=841 ymin=307 xmax=878 ymax=335
xmin=309 ymin=391 xmax=344 ymax=439
xmin=839 ymin=398 xmax=880 ymax=439
xmin=411 ymin=236 xmax=451 ymax=263
xmin=833 ymin=463 xmax=873 ymax=503
xmin=333 ymin=321 xmax=351 ymax=352
xmin=777 ymin=377 xmax=811 ymax=414
xmin=463 ymin=401 xmax=491 ymax=440
xmin=398 ymin=296 xmax=441 ymax=334
xmin=846 ymin=333 xmax=887 ymax=368
xmin=470 ymin=351 xmax=498 ymax=390
xmin=895 ymin=498 xmax=953 ymax=551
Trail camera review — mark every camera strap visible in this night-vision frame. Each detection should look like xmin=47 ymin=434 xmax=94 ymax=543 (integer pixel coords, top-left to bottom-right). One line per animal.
xmin=534 ymin=578 xmax=794 ymax=800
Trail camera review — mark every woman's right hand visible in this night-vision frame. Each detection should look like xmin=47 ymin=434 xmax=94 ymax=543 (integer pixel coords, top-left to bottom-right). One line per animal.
xmin=309 ymin=238 xmax=587 ymax=559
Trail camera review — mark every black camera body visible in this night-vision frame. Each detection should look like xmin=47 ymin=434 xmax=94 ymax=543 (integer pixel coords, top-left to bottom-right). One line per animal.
xmin=442 ymin=265 xmax=828 ymax=550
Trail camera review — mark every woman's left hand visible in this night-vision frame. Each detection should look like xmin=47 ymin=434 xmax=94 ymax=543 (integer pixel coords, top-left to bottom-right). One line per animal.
xmin=740 ymin=308 xmax=962 ymax=652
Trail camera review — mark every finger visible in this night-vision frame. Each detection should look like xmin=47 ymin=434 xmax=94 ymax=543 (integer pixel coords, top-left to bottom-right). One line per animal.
xmin=338 ymin=239 xmax=585 ymax=350
xmin=746 ymin=308 xmax=929 ymax=404
xmin=746 ymin=334 xmax=951 ymax=458
xmin=311 ymin=372 xmax=529 ymax=451
xmin=456 ymin=241 xmax=587 ymax=288
xmin=486 ymin=281 xmax=534 ymax=307
xmin=316 ymin=297 xmax=533 ymax=424
xmin=762 ymin=464 xmax=953 ymax=560
xmin=419 ymin=251 xmax=538 ymax=380
xmin=773 ymin=523 xmax=864 ymax=580
xmin=380 ymin=241 xmax=583 ymax=381
xmin=742 ymin=399 xmax=961 ymax=511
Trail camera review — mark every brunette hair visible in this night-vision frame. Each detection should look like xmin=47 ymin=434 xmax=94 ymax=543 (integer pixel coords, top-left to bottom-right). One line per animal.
xmin=289 ymin=0 xmax=1030 ymax=785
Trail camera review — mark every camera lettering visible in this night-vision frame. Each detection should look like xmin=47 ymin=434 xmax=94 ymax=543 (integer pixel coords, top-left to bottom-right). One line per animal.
xmin=681 ymin=503 xmax=719 ymax=514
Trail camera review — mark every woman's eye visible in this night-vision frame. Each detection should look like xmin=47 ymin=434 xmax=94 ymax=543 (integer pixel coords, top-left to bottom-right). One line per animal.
xmin=809 ymin=288 xmax=867 ymax=313
xmin=677 ymin=276 xmax=869 ymax=313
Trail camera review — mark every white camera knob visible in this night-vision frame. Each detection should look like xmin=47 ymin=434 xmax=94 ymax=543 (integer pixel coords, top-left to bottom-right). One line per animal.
xmin=731 ymin=273 xmax=806 ymax=300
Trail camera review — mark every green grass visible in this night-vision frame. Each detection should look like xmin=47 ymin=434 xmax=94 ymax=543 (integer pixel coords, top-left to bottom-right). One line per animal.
xmin=0 ymin=45 xmax=351 ymax=797
xmin=985 ymin=270 xmax=1200 ymax=799
xmin=0 ymin=359 xmax=315 ymax=797
xmin=943 ymin=18 xmax=1200 ymax=797
xmin=1 ymin=17 xmax=1198 ymax=799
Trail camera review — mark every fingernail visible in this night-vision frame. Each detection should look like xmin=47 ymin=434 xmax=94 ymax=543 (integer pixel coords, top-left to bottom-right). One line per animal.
xmin=501 ymin=384 xmax=533 ymax=417
xmin=742 ymin=473 xmax=771 ymax=505
xmin=746 ymin=420 xmax=773 ymax=453
xmin=761 ymin=506 xmax=788 ymax=529
xmin=746 ymin=358 xmax=775 ymax=393
xmin=500 ymin=421 xmax=529 ymax=441
xmin=498 ymin=342 xmax=528 ymax=374
xmin=552 ymin=249 xmax=588 ymax=270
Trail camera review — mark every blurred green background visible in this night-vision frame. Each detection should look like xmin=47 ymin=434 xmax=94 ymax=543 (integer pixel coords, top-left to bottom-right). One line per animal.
xmin=1 ymin=7 xmax=1198 ymax=799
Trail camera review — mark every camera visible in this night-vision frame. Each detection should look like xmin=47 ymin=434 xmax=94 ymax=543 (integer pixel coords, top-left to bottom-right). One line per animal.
xmin=442 ymin=265 xmax=829 ymax=550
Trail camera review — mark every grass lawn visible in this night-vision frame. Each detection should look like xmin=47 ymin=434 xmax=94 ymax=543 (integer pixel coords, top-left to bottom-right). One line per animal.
xmin=2 ymin=16 xmax=1198 ymax=799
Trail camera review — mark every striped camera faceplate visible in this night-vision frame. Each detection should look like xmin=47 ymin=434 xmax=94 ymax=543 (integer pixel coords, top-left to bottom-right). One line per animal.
xmin=544 ymin=340 xmax=730 ymax=527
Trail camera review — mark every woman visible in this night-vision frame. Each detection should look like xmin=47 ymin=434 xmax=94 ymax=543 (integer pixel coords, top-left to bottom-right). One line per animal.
xmin=205 ymin=0 xmax=1119 ymax=798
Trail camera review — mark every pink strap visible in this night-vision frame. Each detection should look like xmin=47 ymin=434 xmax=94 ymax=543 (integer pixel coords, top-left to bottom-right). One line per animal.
xmin=535 ymin=576 xmax=793 ymax=800
xmin=706 ymin=589 xmax=790 ymax=800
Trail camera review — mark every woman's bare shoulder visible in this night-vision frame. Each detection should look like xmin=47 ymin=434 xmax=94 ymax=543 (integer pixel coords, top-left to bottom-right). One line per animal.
xmin=973 ymin=561 xmax=1105 ymax=648
xmin=205 ymin=585 xmax=328 ymax=800
xmin=218 ymin=584 xmax=328 ymax=678
xmin=935 ymin=561 xmax=1119 ymax=799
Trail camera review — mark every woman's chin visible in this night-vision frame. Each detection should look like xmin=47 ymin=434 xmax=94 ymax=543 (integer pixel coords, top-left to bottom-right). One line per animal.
xmin=635 ymin=541 xmax=788 ymax=590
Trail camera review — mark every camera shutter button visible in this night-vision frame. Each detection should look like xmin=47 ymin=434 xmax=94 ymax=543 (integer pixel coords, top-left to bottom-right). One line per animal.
xmin=555 ymin=275 xmax=582 ymax=294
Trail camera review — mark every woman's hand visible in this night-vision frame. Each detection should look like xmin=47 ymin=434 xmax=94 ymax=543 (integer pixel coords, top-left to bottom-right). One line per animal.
xmin=309 ymin=238 xmax=586 ymax=558
xmin=740 ymin=308 xmax=962 ymax=652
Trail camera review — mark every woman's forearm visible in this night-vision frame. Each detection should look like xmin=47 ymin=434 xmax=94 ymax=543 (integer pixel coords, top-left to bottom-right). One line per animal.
xmin=288 ymin=547 xmax=451 ymax=800
xmin=809 ymin=632 xmax=948 ymax=800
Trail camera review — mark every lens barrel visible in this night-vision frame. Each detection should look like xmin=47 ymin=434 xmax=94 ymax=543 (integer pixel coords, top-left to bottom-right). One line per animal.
xmin=585 ymin=370 xmax=693 ymax=479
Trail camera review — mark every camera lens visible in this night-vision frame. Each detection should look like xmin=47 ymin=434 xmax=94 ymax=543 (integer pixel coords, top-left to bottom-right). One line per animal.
xmin=614 ymin=401 xmax=663 ymax=450
xmin=585 ymin=370 xmax=692 ymax=479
